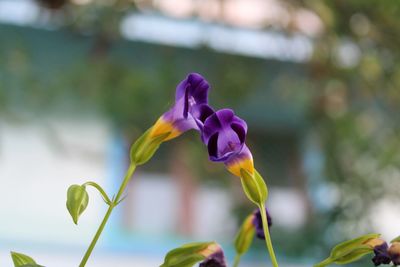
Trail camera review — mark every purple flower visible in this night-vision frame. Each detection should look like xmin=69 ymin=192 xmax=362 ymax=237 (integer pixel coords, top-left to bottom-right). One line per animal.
xmin=389 ymin=242 xmax=400 ymax=265
xmin=202 ymin=109 xmax=254 ymax=176
xmin=149 ymin=73 xmax=211 ymax=141
xmin=199 ymin=246 xmax=227 ymax=267
xmin=252 ymin=207 xmax=273 ymax=240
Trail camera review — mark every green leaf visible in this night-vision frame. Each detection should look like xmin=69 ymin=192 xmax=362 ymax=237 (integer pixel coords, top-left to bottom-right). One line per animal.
xmin=160 ymin=242 xmax=214 ymax=267
xmin=234 ymin=214 xmax=256 ymax=255
xmin=130 ymin=128 xmax=170 ymax=166
xmin=66 ymin=184 xmax=89 ymax=225
xmin=391 ymin=236 xmax=400 ymax=243
xmin=10 ymin=252 xmax=44 ymax=267
xmin=314 ymin=233 xmax=380 ymax=267
xmin=239 ymin=169 xmax=268 ymax=205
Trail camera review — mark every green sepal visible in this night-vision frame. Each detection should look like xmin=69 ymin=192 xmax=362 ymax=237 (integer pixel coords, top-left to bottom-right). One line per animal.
xmin=330 ymin=233 xmax=379 ymax=259
xmin=130 ymin=128 xmax=170 ymax=166
xmin=391 ymin=236 xmax=400 ymax=243
xmin=239 ymin=169 xmax=268 ymax=205
xmin=314 ymin=233 xmax=380 ymax=267
xmin=160 ymin=241 xmax=214 ymax=267
xmin=234 ymin=214 xmax=256 ymax=255
xmin=333 ymin=245 xmax=374 ymax=264
xmin=66 ymin=184 xmax=89 ymax=225
xmin=10 ymin=252 xmax=44 ymax=267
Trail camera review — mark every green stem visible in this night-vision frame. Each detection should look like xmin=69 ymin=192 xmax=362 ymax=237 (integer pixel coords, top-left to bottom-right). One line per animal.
xmin=258 ymin=203 xmax=279 ymax=267
xmin=233 ymin=254 xmax=241 ymax=267
xmin=79 ymin=163 xmax=136 ymax=267
xmin=83 ymin=181 xmax=112 ymax=205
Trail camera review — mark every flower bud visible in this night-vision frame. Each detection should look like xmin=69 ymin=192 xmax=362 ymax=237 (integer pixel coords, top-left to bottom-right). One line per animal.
xmin=160 ymin=241 xmax=226 ymax=267
xmin=252 ymin=207 xmax=273 ymax=240
xmin=66 ymin=184 xmax=89 ymax=225
xmin=364 ymin=238 xmax=391 ymax=266
xmin=199 ymin=244 xmax=227 ymax=267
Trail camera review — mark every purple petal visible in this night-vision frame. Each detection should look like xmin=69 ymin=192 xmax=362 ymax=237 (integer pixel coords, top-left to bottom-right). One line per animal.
xmin=197 ymin=104 xmax=215 ymax=124
xmin=231 ymin=116 xmax=247 ymax=143
xmin=193 ymin=104 xmax=214 ymax=132
xmin=203 ymin=109 xmax=249 ymax=162
xmin=231 ymin=123 xmax=246 ymax=144
xmin=215 ymin=109 xmax=235 ymax=128
xmin=202 ymin=112 xmax=222 ymax=143
xmin=162 ymin=101 xmax=197 ymax=133
xmin=188 ymin=73 xmax=209 ymax=104
xmin=217 ymin=127 xmax=242 ymax=157
xmin=207 ymin=133 xmax=219 ymax=159
xmin=202 ymin=109 xmax=235 ymax=143
xmin=175 ymin=72 xmax=209 ymax=106
xmin=160 ymin=73 xmax=211 ymax=135
xmin=183 ymin=84 xmax=190 ymax=119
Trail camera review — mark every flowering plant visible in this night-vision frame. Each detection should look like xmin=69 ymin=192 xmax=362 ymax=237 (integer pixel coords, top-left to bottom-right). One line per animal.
xmin=7 ymin=73 xmax=398 ymax=267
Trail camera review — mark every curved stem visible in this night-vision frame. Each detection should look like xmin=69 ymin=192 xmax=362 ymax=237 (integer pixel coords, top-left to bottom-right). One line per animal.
xmin=233 ymin=254 xmax=241 ymax=267
xmin=83 ymin=181 xmax=112 ymax=205
xmin=79 ymin=163 xmax=136 ymax=267
xmin=258 ymin=203 xmax=279 ymax=267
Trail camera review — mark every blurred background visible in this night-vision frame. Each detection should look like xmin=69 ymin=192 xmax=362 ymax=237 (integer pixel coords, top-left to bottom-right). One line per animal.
xmin=1 ymin=0 xmax=400 ymax=266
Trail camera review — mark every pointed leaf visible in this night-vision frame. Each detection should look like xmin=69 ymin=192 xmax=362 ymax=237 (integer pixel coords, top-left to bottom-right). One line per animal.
xmin=10 ymin=252 xmax=44 ymax=267
xmin=66 ymin=184 xmax=89 ymax=225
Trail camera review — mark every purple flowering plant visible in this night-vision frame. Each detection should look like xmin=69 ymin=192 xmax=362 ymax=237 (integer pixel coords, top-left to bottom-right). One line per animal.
xmin=8 ymin=73 xmax=399 ymax=267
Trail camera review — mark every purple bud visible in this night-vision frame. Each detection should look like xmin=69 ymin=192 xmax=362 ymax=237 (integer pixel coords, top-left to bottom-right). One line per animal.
xmin=372 ymin=243 xmax=391 ymax=266
xmin=364 ymin=239 xmax=392 ymax=266
xmin=252 ymin=207 xmax=272 ymax=240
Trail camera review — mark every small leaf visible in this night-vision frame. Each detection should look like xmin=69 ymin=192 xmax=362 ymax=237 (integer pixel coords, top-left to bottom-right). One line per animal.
xmin=160 ymin=242 xmax=214 ymax=267
xmin=66 ymin=184 xmax=89 ymax=225
xmin=10 ymin=252 xmax=44 ymax=267
xmin=234 ymin=214 xmax=255 ymax=255
xmin=392 ymin=236 xmax=400 ymax=243
xmin=130 ymin=128 xmax=170 ymax=165
xmin=240 ymin=169 xmax=268 ymax=205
